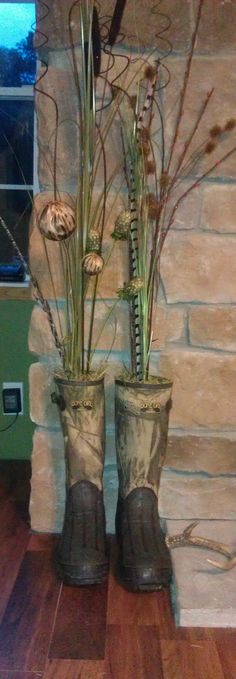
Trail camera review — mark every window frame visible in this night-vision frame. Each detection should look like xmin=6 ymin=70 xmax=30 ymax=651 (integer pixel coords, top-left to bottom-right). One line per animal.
xmin=0 ymin=1 xmax=37 ymax=293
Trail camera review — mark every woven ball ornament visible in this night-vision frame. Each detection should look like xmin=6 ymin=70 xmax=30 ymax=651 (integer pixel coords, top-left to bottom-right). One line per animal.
xmin=82 ymin=252 xmax=104 ymax=275
xmin=39 ymin=201 xmax=76 ymax=241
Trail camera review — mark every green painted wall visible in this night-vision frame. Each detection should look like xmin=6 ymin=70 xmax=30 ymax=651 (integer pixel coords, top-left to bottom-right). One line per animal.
xmin=0 ymin=300 xmax=34 ymax=460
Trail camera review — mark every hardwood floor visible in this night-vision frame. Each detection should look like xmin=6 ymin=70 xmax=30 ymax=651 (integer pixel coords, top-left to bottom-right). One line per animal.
xmin=0 ymin=461 xmax=236 ymax=679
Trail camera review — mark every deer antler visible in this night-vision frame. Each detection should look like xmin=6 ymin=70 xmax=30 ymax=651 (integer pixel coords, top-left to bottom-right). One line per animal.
xmin=166 ymin=521 xmax=233 ymax=560
xmin=207 ymin=555 xmax=236 ymax=571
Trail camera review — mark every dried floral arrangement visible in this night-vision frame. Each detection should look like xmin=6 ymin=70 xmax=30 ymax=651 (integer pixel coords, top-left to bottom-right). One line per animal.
xmin=1 ymin=0 xmax=130 ymax=379
xmin=1 ymin=0 xmax=236 ymax=384
xmin=114 ymin=0 xmax=236 ymax=382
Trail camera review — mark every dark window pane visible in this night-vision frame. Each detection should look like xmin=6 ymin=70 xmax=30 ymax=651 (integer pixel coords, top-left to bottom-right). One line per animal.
xmin=0 ymin=4 xmax=36 ymax=85
xmin=0 ymin=189 xmax=32 ymax=262
xmin=0 ymin=100 xmax=34 ymax=184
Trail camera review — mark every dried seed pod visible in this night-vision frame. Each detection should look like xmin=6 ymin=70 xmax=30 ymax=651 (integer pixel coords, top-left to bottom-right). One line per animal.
xmin=138 ymin=140 xmax=150 ymax=157
xmin=82 ymin=252 xmax=104 ymax=275
xmin=39 ymin=201 xmax=76 ymax=241
xmin=159 ymin=172 xmax=171 ymax=189
xmin=224 ymin=118 xmax=236 ymax=131
xmin=209 ymin=124 xmax=222 ymax=138
xmin=139 ymin=126 xmax=150 ymax=143
xmin=86 ymin=230 xmax=100 ymax=253
xmin=145 ymin=193 xmax=161 ymax=220
xmin=118 ymin=276 xmax=144 ymax=300
xmin=145 ymin=160 xmax=156 ymax=175
xmin=205 ymin=140 xmax=216 ymax=154
xmin=111 ymin=210 xmax=132 ymax=240
xmin=144 ymin=64 xmax=156 ymax=81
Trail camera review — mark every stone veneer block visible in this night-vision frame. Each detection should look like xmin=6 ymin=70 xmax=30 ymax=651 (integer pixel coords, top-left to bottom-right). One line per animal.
xmin=165 ymin=435 xmax=236 ymax=476
xmin=161 ymin=232 xmax=236 ymax=304
xmin=36 ymin=66 xmax=79 ymax=191
xmin=159 ymin=471 xmax=236 ymax=520
xmin=160 ymin=349 xmax=236 ymax=429
xmin=164 ymin=56 xmax=236 ymax=178
xmin=169 ymin=184 xmax=203 ymax=231
xmin=152 ymin=305 xmax=186 ymax=349
xmin=167 ymin=520 xmax=236 ymax=627
xmin=35 ymin=0 xmax=191 ymax=52
xmin=195 ymin=0 xmax=236 ymax=55
xmin=202 ymin=184 xmax=236 ymax=234
xmin=29 ymin=305 xmax=66 ymax=356
xmin=188 ymin=306 xmax=236 ymax=352
xmin=29 ymin=301 xmax=129 ymax=355
xmin=29 ymin=363 xmax=60 ymax=428
xmin=30 ymin=429 xmax=65 ymax=533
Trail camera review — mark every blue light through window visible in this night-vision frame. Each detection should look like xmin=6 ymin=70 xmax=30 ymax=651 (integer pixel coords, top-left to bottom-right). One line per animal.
xmin=0 ymin=3 xmax=36 ymax=85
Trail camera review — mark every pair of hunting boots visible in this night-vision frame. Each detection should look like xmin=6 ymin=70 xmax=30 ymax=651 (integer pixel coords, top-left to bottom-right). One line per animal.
xmin=54 ymin=375 xmax=172 ymax=592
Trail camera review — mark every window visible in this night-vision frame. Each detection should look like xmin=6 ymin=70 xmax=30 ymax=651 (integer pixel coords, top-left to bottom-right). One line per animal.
xmin=0 ymin=1 xmax=36 ymax=283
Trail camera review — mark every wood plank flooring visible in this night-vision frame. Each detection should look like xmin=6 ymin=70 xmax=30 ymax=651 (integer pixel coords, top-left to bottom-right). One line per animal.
xmin=0 ymin=461 xmax=236 ymax=679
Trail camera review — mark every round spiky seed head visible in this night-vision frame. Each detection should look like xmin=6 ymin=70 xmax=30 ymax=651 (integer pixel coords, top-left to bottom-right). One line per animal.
xmin=39 ymin=201 xmax=76 ymax=241
xmin=205 ymin=140 xmax=216 ymax=154
xmin=160 ymin=172 xmax=171 ymax=189
xmin=145 ymin=160 xmax=156 ymax=175
xmin=139 ymin=126 xmax=150 ymax=143
xmin=138 ymin=141 xmax=150 ymax=157
xmin=144 ymin=64 xmax=156 ymax=81
xmin=86 ymin=230 xmax=100 ymax=253
xmin=82 ymin=252 xmax=104 ymax=276
xmin=144 ymin=193 xmax=161 ymax=220
xmin=118 ymin=276 xmax=144 ymax=300
xmin=224 ymin=118 xmax=236 ymax=131
xmin=111 ymin=210 xmax=132 ymax=240
xmin=209 ymin=124 xmax=222 ymax=138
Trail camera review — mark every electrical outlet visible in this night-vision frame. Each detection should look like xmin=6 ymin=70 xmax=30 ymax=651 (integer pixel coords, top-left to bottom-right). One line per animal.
xmin=2 ymin=382 xmax=23 ymax=415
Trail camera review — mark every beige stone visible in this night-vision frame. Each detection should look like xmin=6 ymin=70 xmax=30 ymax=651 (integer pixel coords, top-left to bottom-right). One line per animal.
xmin=202 ymin=184 xmax=236 ymax=233
xmin=152 ymin=305 xmax=186 ymax=349
xmin=29 ymin=304 xmax=66 ymax=356
xmin=160 ymin=471 xmax=236 ymax=519
xmin=161 ymin=232 xmax=236 ymax=303
xmin=36 ymin=57 xmax=124 ymax=192
xmin=36 ymin=66 xmax=79 ymax=191
xmin=35 ymin=0 xmax=191 ymax=52
xmin=189 ymin=306 xmax=236 ymax=351
xmin=167 ymin=520 xmax=236 ymax=628
xmin=195 ymin=0 xmax=236 ymax=55
xmin=164 ymin=56 xmax=236 ymax=178
xmin=159 ymin=348 xmax=236 ymax=429
xmin=165 ymin=435 xmax=236 ymax=475
xmin=29 ymin=362 xmax=60 ymax=428
xmin=168 ymin=184 xmax=203 ymax=231
xmin=29 ymin=300 xmax=129 ymax=356
xmin=30 ymin=428 xmax=65 ymax=533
